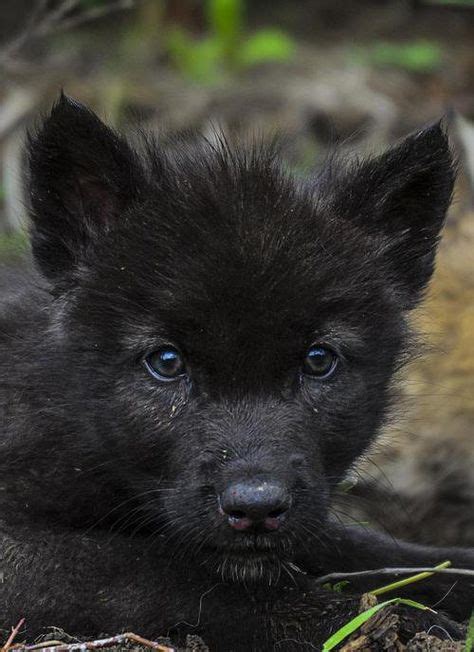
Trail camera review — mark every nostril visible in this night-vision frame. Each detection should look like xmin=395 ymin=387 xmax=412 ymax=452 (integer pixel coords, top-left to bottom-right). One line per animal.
xmin=219 ymin=480 xmax=291 ymax=530
xmin=228 ymin=509 xmax=246 ymax=519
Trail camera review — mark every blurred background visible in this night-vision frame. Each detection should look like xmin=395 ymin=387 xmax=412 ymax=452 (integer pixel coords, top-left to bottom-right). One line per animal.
xmin=0 ymin=0 xmax=473 ymax=546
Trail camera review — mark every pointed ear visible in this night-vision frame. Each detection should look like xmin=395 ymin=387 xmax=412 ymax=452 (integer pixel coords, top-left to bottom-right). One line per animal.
xmin=334 ymin=122 xmax=455 ymax=307
xmin=27 ymin=94 xmax=144 ymax=281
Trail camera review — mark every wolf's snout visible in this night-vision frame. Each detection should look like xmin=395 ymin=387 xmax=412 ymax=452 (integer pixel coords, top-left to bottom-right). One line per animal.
xmin=219 ymin=480 xmax=291 ymax=531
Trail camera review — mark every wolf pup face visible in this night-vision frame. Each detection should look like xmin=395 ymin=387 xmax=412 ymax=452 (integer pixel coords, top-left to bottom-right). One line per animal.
xmin=25 ymin=96 xmax=453 ymax=581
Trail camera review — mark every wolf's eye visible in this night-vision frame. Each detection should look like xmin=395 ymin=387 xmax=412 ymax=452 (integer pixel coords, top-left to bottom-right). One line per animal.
xmin=145 ymin=347 xmax=186 ymax=381
xmin=303 ymin=345 xmax=338 ymax=379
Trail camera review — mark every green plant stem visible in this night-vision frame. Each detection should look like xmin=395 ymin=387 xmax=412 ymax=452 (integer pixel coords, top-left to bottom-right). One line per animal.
xmin=371 ymin=560 xmax=452 ymax=597
xmin=322 ymin=598 xmax=431 ymax=651
xmin=466 ymin=610 xmax=474 ymax=652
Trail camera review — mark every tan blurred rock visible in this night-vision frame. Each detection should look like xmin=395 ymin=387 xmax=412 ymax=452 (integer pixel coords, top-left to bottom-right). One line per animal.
xmin=350 ymin=195 xmax=474 ymax=546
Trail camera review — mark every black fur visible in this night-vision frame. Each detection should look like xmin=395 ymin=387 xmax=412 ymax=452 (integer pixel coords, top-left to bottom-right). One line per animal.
xmin=0 ymin=95 xmax=472 ymax=651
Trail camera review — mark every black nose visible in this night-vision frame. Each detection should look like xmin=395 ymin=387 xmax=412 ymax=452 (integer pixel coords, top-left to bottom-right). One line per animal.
xmin=219 ymin=480 xmax=291 ymax=531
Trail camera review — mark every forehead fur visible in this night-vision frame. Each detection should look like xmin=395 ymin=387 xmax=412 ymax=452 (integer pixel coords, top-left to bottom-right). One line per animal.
xmin=29 ymin=98 xmax=453 ymax=342
xmin=65 ymin=135 xmax=393 ymax=378
xmin=87 ymin=135 xmax=377 ymax=315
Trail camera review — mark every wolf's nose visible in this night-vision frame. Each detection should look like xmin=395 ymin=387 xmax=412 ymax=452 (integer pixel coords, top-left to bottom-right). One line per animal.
xmin=219 ymin=480 xmax=291 ymax=531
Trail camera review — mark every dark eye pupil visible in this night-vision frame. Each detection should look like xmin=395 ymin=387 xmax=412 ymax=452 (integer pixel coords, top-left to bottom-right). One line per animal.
xmin=146 ymin=348 xmax=185 ymax=379
xmin=303 ymin=346 xmax=337 ymax=378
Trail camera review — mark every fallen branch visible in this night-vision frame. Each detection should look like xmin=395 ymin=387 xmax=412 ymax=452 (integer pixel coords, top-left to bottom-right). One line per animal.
xmin=315 ymin=566 xmax=474 ymax=587
xmin=1 ymin=618 xmax=25 ymax=652
xmin=10 ymin=633 xmax=174 ymax=652
xmin=16 ymin=644 xmax=64 ymax=651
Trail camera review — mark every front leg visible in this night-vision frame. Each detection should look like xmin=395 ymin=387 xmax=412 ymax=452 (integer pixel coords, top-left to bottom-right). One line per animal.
xmin=0 ymin=519 xmax=205 ymax=640
xmin=0 ymin=520 xmax=358 ymax=649
xmin=301 ymin=523 xmax=474 ymax=620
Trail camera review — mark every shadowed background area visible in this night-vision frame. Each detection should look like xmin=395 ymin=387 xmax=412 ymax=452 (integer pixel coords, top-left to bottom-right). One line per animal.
xmin=0 ymin=0 xmax=473 ymax=546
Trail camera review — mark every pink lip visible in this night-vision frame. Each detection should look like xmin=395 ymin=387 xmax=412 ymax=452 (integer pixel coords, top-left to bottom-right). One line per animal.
xmin=228 ymin=516 xmax=253 ymax=530
xmin=263 ymin=516 xmax=281 ymax=531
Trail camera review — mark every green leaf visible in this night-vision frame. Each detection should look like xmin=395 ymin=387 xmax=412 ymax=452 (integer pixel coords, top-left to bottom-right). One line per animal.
xmin=466 ymin=610 xmax=474 ymax=652
xmin=167 ymin=28 xmax=221 ymax=83
xmin=369 ymin=40 xmax=443 ymax=72
xmin=207 ymin=0 xmax=243 ymax=45
xmin=322 ymin=598 xmax=430 ymax=651
xmin=189 ymin=37 xmax=223 ymax=82
xmin=239 ymin=29 xmax=295 ymax=67
xmin=168 ymin=1 xmax=294 ymax=79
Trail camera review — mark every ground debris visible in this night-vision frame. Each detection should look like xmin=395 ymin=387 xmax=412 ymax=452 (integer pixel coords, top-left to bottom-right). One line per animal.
xmin=2 ymin=628 xmax=208 ymax=652
xmin=338 ymin=598 xmax=463 ymax=652
xmin=340 ymin=604 xmax=404 ymax=651
xmin=405 ymin=633 xmax=463 ymax=651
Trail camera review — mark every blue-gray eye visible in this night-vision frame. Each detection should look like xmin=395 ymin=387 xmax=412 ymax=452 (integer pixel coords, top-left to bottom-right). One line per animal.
xmin=303 ymin=345 xmax=338 ymax=379
xmin=145 ymin=347 xmax=186 ymax=381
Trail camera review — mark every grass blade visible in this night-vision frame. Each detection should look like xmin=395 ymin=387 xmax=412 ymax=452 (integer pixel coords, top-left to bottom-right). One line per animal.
xmin=322 ymin=597 xmax=431 ymax=651
xmin=371 ymin=560 xmax=451 ymax=597
xmin=466 ymin=610 xmax=474 ymax=652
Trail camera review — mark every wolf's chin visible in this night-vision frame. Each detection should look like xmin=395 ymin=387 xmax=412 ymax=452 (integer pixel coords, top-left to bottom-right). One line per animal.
xmin=212 ymin=551 xmax=299 ymax=585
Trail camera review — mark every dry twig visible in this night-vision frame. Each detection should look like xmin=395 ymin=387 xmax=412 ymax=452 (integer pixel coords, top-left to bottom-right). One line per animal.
xmin=1 ymin=618 xmax=25 ymax=652
xmin=10 ymin=632 xmax=174 ymax=652
xmin=315 ymin=566 xmax=474 ymax=586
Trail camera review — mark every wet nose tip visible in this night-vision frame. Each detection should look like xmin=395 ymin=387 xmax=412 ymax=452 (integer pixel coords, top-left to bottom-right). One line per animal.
xmin=219 ymin=480 xmax=291 ymax=531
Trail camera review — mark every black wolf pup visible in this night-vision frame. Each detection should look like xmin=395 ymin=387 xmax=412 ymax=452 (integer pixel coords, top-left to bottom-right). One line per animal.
xmin=0 ymin=96 xmax=473 ymax=651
